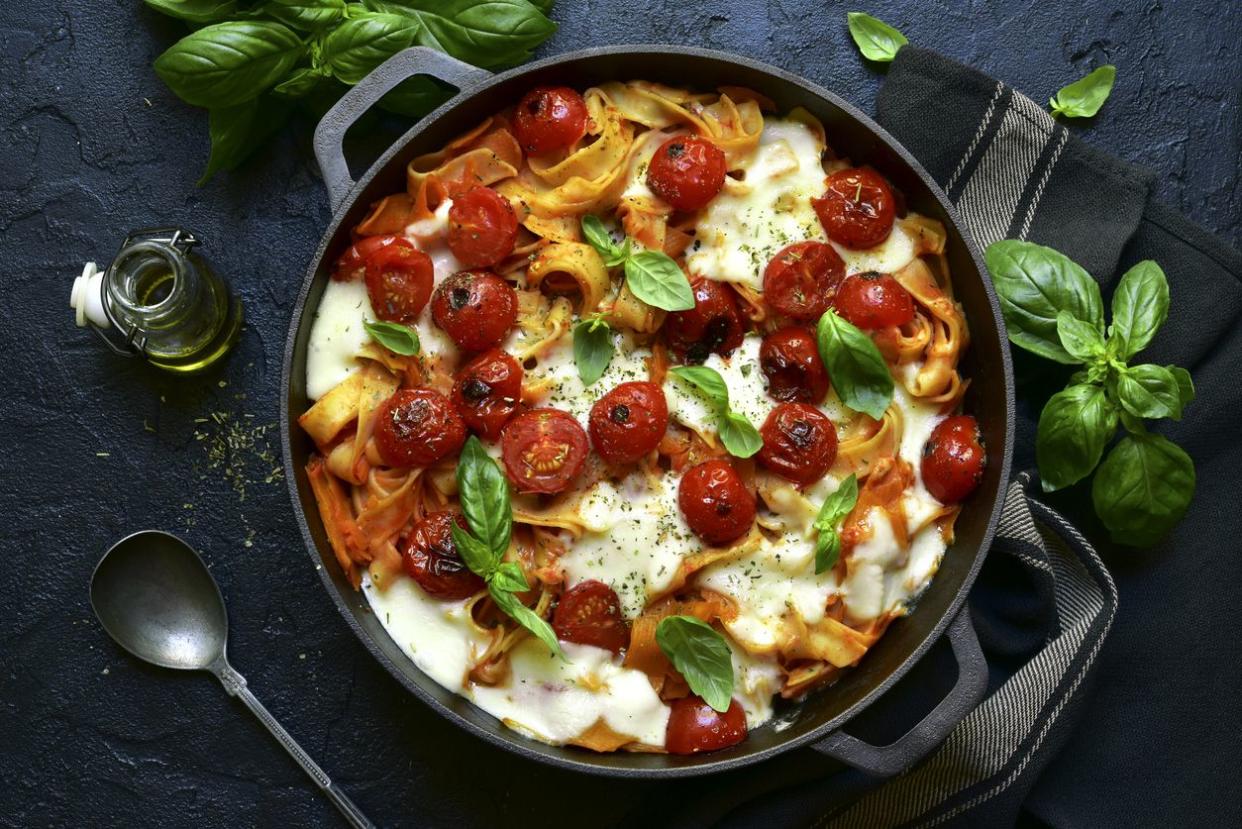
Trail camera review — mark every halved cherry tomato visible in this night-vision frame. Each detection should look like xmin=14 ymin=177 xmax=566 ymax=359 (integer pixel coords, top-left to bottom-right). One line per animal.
xmin=921 ymin=415 xmax=986 ymax=504
xmin=402 ymin=511 xmax=485 ymax=601
xmin=760 ymin=327 xmax=830 ymax=404
xmin=588 ymin=381 xmax=669 ymax=465
xmin=663 ymin=278 xmax=746 ymax=363
xmin=552 ymin=580 xmax=628 ymax=654
xmin=512 ymin=86 xmax=589 ymax=156
xmin=431 ymin=270 xmax=518 ymax=352
xmin=374 ymin=389 xmax=467 ymax=468
xmin=452 ymin=349 xmax=523 ymax=441
xmin=646 ymin=135 xmax=727 ymax=212
xmin=757 ymin=403 xmax=838 ymax=486
xmin=364 ymin=241 xmax=434 ymax=324
xmin=762 ymin=241 xmax=845 ymax=321
xmin=832 ymin=272 xmax=916 ymax=329
xmin=665 ymin=696 xmax=748 ymax=755
xmin=678 ymin=459 xmax=756 ymax=546
xmin=812 ymin=167 xmax=896 ymax=249
xmin=334 ymin=235 xmax=406 ymax=282
xmin=447 ymin=186 xmax=519 ymax=269
xmin=500 ymin=408 xmax=590 ymax=494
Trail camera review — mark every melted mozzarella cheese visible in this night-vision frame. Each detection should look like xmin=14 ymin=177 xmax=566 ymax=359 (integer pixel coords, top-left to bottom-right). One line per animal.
xmin=522 ymin=332 xmax=653 ymax=428
xmin=663 ymin=334 xmax=769 ymax=433
xmin=731 ymin=640 xmax=784 ymax=728
xmin=840 ymin=506 xmax=947 ymax=621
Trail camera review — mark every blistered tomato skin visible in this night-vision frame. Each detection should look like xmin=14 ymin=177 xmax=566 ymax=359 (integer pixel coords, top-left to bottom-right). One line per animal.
xmin=665 ymin=696 xmax=748 ymax=755
xmin=760 ymin=327 xmax=831 ymax=404
xmin=374 ymin=389 xmax=467 ymax=468
xmin=552 ymin=580 xmax=629 ymax=654
xmin=762 ymin=241 xmax=846 ymax=321
xmin=501 ymin=408 xmax=590 ymax=495
xmin=512 ymin=86 xmax=589 ymax=156
xmin=588 ymin=381 xmax=669 ymax=465
xmin=921 ymin=415 xmax=986 ymax=504
xmin=364 ymin=242 xmax=435 ymax=324
xmin=832 ymin=272 xmax=917 ymax=329
xmin=447 ymin=186 xmax=519 ymax=269
xmin=335 ymin=235 xmax=405 ymax=282
xmin=678 ymin=459 xmax=756 ymax=546
xmin=431 ymin=271 xmax=518 ymax=352
xmin=757 ymin=403 xmax=839 ymax=486
xmin=812 ymin=167 xmax=897 ymax=249
xmin=664 ymin=278 xmax=747 ymax=364
xmin=452 ymin=349 xmax=523 ymax=441
xmin=646 ymin=135 xmax=728 ymax=212
xmin=402 ymin=511 xmax=486 ymax=601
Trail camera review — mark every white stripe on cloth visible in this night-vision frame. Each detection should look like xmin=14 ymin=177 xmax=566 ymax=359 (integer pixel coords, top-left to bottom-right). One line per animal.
xmin=946 ymin=82 xmax=1005 ymax=193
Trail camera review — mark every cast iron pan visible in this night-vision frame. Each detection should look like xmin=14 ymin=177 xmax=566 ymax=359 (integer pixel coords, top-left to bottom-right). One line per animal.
xmin=280 ymin=45 xmax=1015 ymax=778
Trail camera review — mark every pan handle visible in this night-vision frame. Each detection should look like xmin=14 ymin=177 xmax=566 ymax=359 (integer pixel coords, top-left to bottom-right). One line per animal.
xmin=810 ymin=608 xmax=986 ymax=776
xmin=313 ymin=47 xmax=492 ymax=212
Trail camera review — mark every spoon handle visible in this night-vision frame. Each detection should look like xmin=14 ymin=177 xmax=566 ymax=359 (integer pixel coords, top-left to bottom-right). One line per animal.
xmin=216 ymin=663 xmax=376 ymax=829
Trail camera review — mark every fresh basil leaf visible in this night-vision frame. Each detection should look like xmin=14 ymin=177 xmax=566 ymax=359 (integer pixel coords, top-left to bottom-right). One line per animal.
xmin=815 ymin=310 xmax=894 ymax=420
xmin=670 ymin=365 xmax=730 ymax=410
xmin=1117 ymin=364 xmax=1183 ymax=420
xmin=719 ymin=411 xmax=763 ymax=459
xmin=273 ymin=66 xmax=327 ymax=97
xmin=1036 ymin=383 xmax=1117 ymax=491
xmin=1049 ymin=65 xmax=1116 ymax=119
xmin=199 ymin=95 xmax=292 ymax=184
xmin=1169 ymin=366 xmax=1196 ymax=409
xmin=154 ymin=21 xmax=305 ymax=108
xmin=490 ymin=561 xmax=529 ymax=593
xmin=449 ymin=523 xmax=497 ymax=577
xmin=581 ymin=214 xmax=624 ymax=261
xmin=363 ymin=320 xmax=420 ymax=355
xmin=490 ymin=584 xmax=564 ymax=658
xmin=455 ymin=435 xmax=512 ymax=560
xmin=377 ymin=75 xmax=454 ymax=117
xmin=624 ymin=250 xmax=695 ymax=312
xmin=572 ymin=317 xmax=615 ymax=387
xmin=1107 ymin=260 xmax=1169 ymax=360
xmin=656 ymin=616 xmax=734 ymax=713
xmin=985 ymin=240 xmax=1104 ymax=364
xmin=815 ymin=532 xmax=841 ymax=575
xmin=1055 ymin=310 xmax=1105 ymax=362
xmin=263 ymin=0 xmax=346 ymax=30
xmin=143 ymin=0 xmax=239 ymax=23
xmin=846 ymin=11 xmax=908 ymax=62
xmin=1092 ymin=433 xmax=1194 ymax=546
xmin=813 ymin=474 xmax=858 ymax=573
xmin=365 ymin=0 xmax=556 ymax=69
xmin=322 ymin=12 xmax=418 ymax=84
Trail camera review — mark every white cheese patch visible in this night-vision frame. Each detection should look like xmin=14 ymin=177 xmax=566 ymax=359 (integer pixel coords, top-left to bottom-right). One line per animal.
xmin=663 ymin=333 xmax=769 ymax=434
xmin=523 ymin=332 xmax=653 ymax=428
xmin=840 ymin=506 xmax=947 ymax=621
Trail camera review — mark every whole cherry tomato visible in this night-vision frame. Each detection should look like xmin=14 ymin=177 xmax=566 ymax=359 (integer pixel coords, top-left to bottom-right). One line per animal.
xmin=812 ymin=167 xmax=896 ymax=249
xmin=431 ymin=270 xmax=518 ymax=352
xmin=665 ymin=696 xmax=748 ymax=755
xmin=334 ymin=235 xmax=406 ymax=282
xmin=447 ymin=186 xmax=519 ymax=269
xmin=588 ymin=381 xmax=669 ymax=465
xmin=762 ymin=241 xmax=845 ymax=321
xmin=451 ymin=349 xmax=523 ymax=441
xmin=921 ymin=414 xmax=986 ymax=504
xmin=374 ymin=389 xmax=467 ymax=468
xmin=402 ymin=511 xmax=486 ymax=601
xmin=760 ymin=327 xmax=830 ymax=404
xmin=678 ymin=459 xmax=756 ymax=546
xmin=757 ymin=403 xmax=838 ymax=486
xmin=663 ymin=278 xmax=746 ymax=363
xmin=512 ymin=86 xmax=589 ymax=156
xmin=832 ymin=272 xmax=916 ymax=329
xmin=646 ymin=135 xmax=727 ymax=211
xmin=500 ymin=408 xmax=590 ymax=494
xmin=365 ymin=241 xmax=434 ymax=324
xmin=552 ymin=580 xmax=629 ymax=654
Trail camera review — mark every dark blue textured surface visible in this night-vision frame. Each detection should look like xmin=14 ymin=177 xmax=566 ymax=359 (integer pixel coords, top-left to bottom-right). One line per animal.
xmin=1 ymin=2 xmax=1237 ymax=827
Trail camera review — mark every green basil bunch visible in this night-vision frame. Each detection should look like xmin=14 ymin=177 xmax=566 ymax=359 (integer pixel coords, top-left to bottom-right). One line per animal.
xmin=143 ymin=0 xmax=558 ymax=182
xmin=986 ymin=240 xmax=1196 ymax=546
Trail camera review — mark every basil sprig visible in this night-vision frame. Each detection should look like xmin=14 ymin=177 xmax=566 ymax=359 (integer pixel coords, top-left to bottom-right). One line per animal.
xmin=985 ymin=241 xmax=1196 ymax=546
xmin=656 ymin=616 xmax=734 ymax=713
xmin=669 ymin=366 xmax=763 ymax=458
xmin=1049 ymin=65 xmax=1116 ymax=119
xmin=572 ymin=314 xmax=615 ymax=387
xmin=846 ymin=12 xmax=908 ymax=62
xmin=813 ymin=474 xmax=858 ymax=574
xmin=580 ymin=215 xmax=695 ymax=312
xmin=363 ymin=320 xmax=420 ymax=356
xmin=815 ymin=310 xmax=894 ymax=420
xmin=452 ymin=436 xmax=564 ymax=658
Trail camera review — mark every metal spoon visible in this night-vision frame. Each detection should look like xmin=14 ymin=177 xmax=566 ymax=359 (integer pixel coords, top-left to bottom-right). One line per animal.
xmin=90 ymin=530 xmax=375 ymax=829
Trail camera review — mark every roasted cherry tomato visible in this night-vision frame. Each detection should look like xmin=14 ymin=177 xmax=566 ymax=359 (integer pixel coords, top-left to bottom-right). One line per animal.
xmin=646 ymin=135 xmax=727 ymax=212
xmin=812 ymin=167 xmax=896 ymax=249
xmin=401 ymin=511 xmax=486 ymax=601
xmin=832 ymin=272 xmax=916 ymax=329
xmin=757 ymin=403 xmax=838 ymax=486
xmin=588 ymin=381 xmax=669 ymax=465
xmin=921 ymin=415 xmax=986 ymax=504
xmin=760 ymin=326 xmax=830 ymax=404
xmin=447 ymin=186 xmax=519 ymax=269
xmin=665 ymin=696 xmax=748 ymax=755
xmin=451 ymin=349 xmax=523 ymax=441
xmin=512 ymin=86 xmax=589 ymax=156
xmin=431 ymin=270 xmax=518 ymax=352
xmin=501 ymin=408 xmax=590 ymax=494
xmin=663 ymin=278 xmax=746 ymax=363
xmin=334 ymin=235 xmax=406 ymax=282
xmin=678 ymin=459 xmax=756 ymax=546
xmin=552 ymin=580 xmax=629 ymax=654
xmin=364 ymin=241 xmax=434 ymax=324
xmin=762 ymin=241 xmax=846 ymax=321
xmin=374 ymin=389 xmax=467 ymax=468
